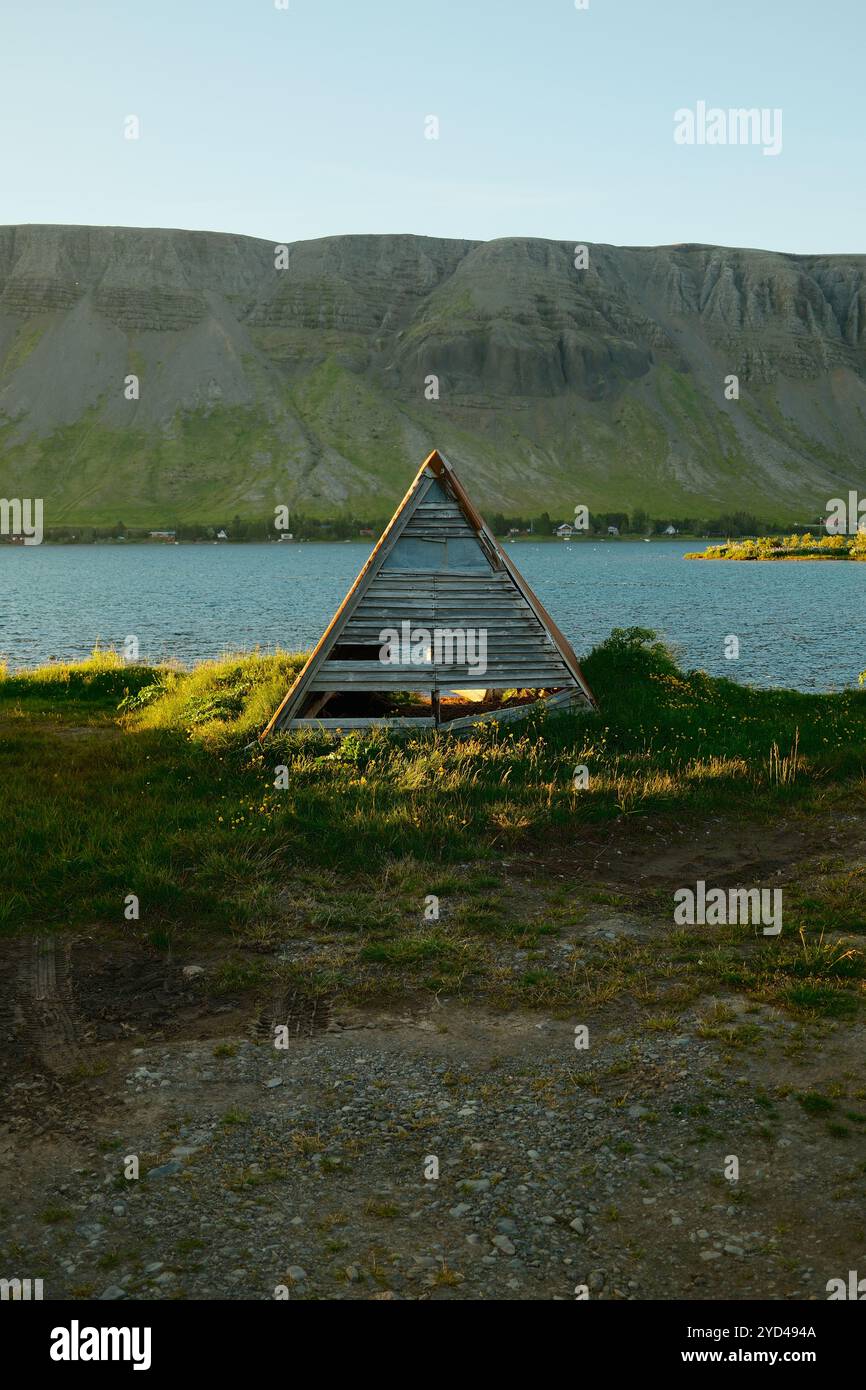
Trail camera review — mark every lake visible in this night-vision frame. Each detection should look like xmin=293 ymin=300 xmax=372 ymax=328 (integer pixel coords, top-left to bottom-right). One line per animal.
xmin=0 ymin=540 xmax=863 ymax=692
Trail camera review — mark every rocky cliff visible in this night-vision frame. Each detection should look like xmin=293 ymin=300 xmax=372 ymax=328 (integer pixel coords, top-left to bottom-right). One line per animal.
xmin=1 ymin=224 xmax=864 ymax=523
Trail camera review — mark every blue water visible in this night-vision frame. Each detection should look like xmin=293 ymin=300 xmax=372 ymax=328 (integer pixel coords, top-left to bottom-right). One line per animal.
xmin=0 ymin=540 xmax=863 ymax=691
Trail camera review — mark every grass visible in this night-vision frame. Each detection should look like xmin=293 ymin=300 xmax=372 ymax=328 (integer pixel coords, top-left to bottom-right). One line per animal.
xmin=798 ymin=1092 xmax=835 ymax=1116
xmin=1 ymin=628 xmax=865 ymax=1019
xmin=686 ymin=533 xmax=866 ymax=561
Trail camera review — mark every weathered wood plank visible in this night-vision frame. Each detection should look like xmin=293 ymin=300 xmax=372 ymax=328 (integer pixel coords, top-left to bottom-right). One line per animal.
xmin=346 ymin=617 xmax=542 ymax=628
xmin=366 ymin=572 xmax=513 ymax=585
xmin=365 ymin=592 xmax=521 ymax=601
xmin=402 ymin=523 xmax=477 ymax=535
xmin=412 ymin=510 xmax=466 ymax=517
xmin=443 ymin=701 xmax=544 ymax=731
xmin=379 ymin=567 xmax=510 ymax=579
xmin=320 ymin=662 xmax=569 ymax=676
xmin=443 ymin=688 xmax=591 ymax=733
xmin=309 ymin=668 xmax=570 ymax=688
xmin=345 ymin=617 xmax=541 ymax=628
xmin=333 ymin=633 xmax=558 ymax=645
xmin=290 ymin=717 xmax=435 ymax=729
xmin=339 ymin=638 xmax=563 ymax=652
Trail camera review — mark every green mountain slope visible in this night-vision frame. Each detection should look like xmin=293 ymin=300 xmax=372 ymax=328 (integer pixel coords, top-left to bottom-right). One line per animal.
xmin=1 ymin=225 xmax=865 ymax=524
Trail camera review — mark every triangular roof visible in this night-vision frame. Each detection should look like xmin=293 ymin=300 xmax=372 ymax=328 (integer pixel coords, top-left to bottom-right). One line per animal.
xmin=262 ymin=449 xmax=596 ymax=735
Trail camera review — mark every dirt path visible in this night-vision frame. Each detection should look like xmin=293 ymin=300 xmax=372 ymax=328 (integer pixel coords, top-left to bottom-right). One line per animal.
xmin=1 ymin=910 xmax=864 ymax=1301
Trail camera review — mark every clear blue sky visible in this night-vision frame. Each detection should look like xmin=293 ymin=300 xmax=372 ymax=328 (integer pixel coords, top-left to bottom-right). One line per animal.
xmin=1 ymin=0 xmax=862 ymax=252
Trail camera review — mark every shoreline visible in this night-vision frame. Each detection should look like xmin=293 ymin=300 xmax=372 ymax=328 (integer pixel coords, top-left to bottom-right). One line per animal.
xmin=687 ymin=553 xmax=862 ymax=562
xmin=687 ymin=536 xmax=866 ymax=562
xmin=1 ymin=534 xmax=725 ymax=549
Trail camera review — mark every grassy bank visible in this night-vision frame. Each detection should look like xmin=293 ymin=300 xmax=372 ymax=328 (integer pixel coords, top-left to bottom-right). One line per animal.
xmin=686 ymin=533 xmax=866 ymax=560
xmin=1 ymin=628 xmax=865 ymax=1017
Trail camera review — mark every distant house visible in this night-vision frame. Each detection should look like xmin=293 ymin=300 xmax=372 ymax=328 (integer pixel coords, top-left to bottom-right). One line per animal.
xmin=149 ymin=530 xmax=176 ymax=541
xmin=664 ymin=525 xmax=678 ymax=535
xmin=555 ymin=523 xmax=574 ymax=538
xmin=216 ymin=529 xmax=228 ymax=541
xmin=607 ymin=525 xmax=619 ymax=536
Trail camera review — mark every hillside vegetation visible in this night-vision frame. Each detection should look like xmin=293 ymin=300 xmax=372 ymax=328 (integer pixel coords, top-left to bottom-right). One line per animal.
xmin=2 ymin=226 xmax=866 ymax=523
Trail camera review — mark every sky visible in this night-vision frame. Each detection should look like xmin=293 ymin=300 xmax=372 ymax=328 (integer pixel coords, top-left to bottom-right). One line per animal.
xmin=0 ymin=0 xmax=863 ymax=253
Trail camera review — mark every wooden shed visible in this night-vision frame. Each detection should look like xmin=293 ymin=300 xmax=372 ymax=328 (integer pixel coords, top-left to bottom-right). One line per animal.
xmin=261 ymin=449 xmax=596 ymax=735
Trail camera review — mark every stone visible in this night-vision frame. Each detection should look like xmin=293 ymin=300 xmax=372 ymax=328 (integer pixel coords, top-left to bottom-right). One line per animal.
xmin=147 ymin=1161 xmax=183 ymax=1180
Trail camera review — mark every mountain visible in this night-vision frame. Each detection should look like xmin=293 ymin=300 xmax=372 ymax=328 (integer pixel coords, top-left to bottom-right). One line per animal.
xmin=1 ymin=224 xmax=865 ymax=526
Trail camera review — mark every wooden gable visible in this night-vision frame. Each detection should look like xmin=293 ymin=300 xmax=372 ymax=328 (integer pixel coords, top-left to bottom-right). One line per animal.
xmin=261 ymin=450 xmax=596 ymax=734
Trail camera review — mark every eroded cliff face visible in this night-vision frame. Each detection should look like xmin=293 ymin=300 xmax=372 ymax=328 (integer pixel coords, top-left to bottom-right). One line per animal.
xmin=1 ymin=224 xmax=864 ymax=523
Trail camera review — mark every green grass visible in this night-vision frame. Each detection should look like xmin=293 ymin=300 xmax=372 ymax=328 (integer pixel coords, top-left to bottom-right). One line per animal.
xmin=1 ymin=628 xmax=865 ymax=936
xmin=798 ymin=1092 xmax=835 ymax=1115
xmin=1 ymin=628 xmax=865 ymax=1019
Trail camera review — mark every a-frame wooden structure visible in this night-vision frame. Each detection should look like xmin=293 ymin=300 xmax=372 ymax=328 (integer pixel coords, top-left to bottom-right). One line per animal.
xmin=261 ymin=450 xmax=596 ymax=736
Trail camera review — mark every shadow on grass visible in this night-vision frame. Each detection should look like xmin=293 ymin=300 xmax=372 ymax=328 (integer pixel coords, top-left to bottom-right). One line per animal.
xmin=1 ymin=629 xmax=865 ymax=940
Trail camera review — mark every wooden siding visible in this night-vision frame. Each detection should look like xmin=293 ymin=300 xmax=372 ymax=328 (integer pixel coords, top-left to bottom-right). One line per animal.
xmin=338 ymin=561 xmax=571 ymax=687
xmin=261 ymin=450 xmax=597 ymax=735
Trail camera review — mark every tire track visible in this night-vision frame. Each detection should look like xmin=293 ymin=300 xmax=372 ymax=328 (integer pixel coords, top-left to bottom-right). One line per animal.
xmin=25 ymin=934 xmax=81 ymax=1074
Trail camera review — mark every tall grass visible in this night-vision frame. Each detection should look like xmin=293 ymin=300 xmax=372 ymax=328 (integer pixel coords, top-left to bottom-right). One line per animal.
xmin=1 ymin=628 xmax=865 ymax=933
